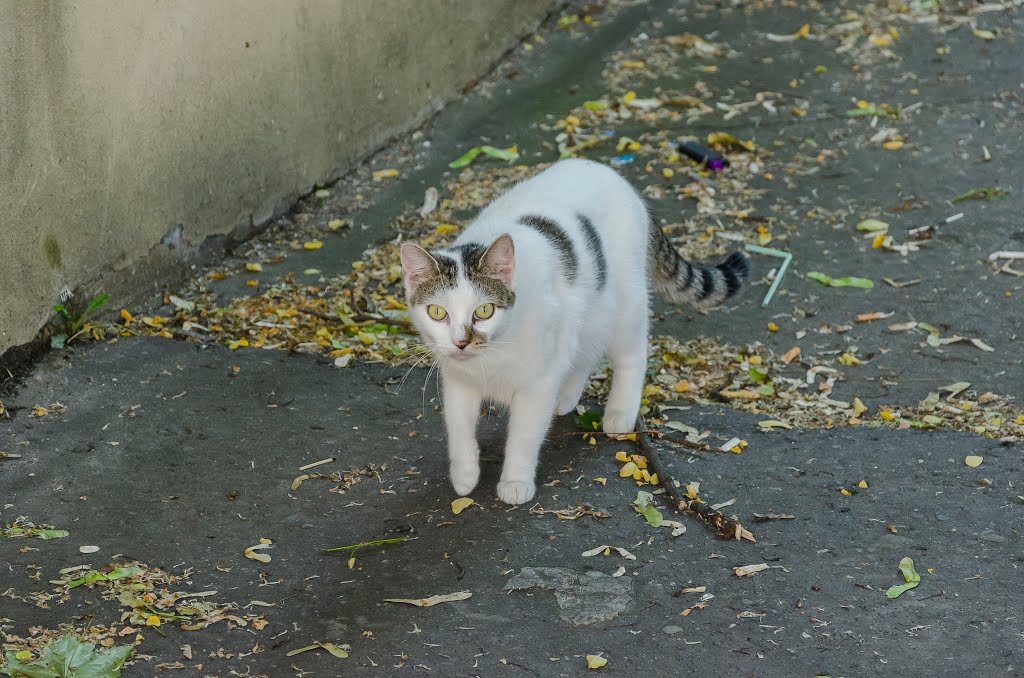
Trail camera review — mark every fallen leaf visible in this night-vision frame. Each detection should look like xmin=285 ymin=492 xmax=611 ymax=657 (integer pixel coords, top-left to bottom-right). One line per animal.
xmin=734 ymin=563 xmax=769 ymax=577
xmin=758 ymin=419 xmax=793 ymax=430
xmin=964 ymin=455 xmax=983 ymax=468
xmin=384 ymin=591 xmax=472 ymax=607
xmin=807 ymin=272 xmax=874 ymax=289
xmin=244 ymin=543 xmax=272 ymax=563
xmin=79 ymin=545 xmax=100 ymax=554
xmin=303 ymin=240 xmax=323 ymax=250
xmin=856 ymin=311 xmax=894 ymax=323
xmin=586 ymin=655 xmax=608 ymax=669
xmin=245 ymin=263 xmax=263 ymax=272
xmin=781 ymin=346 xmax=801 ymax=364
xmin=885 ymin=557 xmax=921 ymax=599
xmin=855 ymin=218 xmax=889 ymax=233
xmin=581 ymin=545 xmax=636 ymax=560
xmin=451 ymin=497 xmax=475 ymax=515
xmin=372 ymin=168 xmax=400 ymax=180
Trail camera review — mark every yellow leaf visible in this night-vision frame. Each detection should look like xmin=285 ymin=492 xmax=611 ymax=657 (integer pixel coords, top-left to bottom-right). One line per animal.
xmin=619 ymin=461 xmax=639 ymax=478
xmin=259 ymin=537 xmax=272 ymax=545
xmin=872 ymin=233 xmax=887 ymax=248
xmin=767 ymin=322 xmax=779 ymax=332
xmin=303 ymin=240 xmax=323 ymax=250
xmin=880 ymin=409 xmax=895 ymax=421
xmin=348 ymin=556 xmax=356 ymax=570
xmin=631 ymin=454 xmax=648 ymax=470
xmin=14 ymin=651 xmax=32 ymax=662
xmin=120 ymin=309 xmax=135 ymax=324
xmin=840 ymin=489 xmax=852 ymax=496
xmin=649 ymin=473 xmax=659 ymax=485
xmin=245 ymin=263 xmax=263 ymax=272
xmin=858 ymin=480 xmax=869 ymax=489
xmin=662 ymin=168 xmax=674 ymax=178
xmin=614 ymin=451 xmax=630 ymax=463
xmin=145 ymin=615 xmax=161 ymax=627
xmin=672 ymin=380 xmax=690 ymax=393
xmin=594 ymin=477 xmax=607 ymax=485
xmin=685 ymin=484 xmax=699 ymax=499
xmin=883 ymin=140 xmax=904 ymax=151
xmin=795 ymin=23 xmax=810 ymax=38
xmin=451 ymin=497 xmax=475 ymax=515
xmin=853 ymin=398 xmax=868 ymax=417
xmin=622 ymin=60 xmax=645 ymax=69
xmin=437 ymin=224 xmax=460 ymax=235
xmin=964 ymin=455 xmax=983 ymax=468
xmin=328 ymin=219 xmax=345 ymax=231
xmin=586 ymin=655 xmax=608 ymax=669
xmin=838 ymin=353 xmax=862 ymax=366
xmin=32 ymin=406 xmax=48 ymax=417
xmin=372 ymin=168 xmax=400 ymax=180
xmin=870 ymin=33 xmax=893 ymax=47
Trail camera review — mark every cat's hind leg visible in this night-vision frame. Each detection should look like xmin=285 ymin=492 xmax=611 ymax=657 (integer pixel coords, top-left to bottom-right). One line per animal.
xmin=555 ymin=358 xmax=597 ymax=416
xmin=602 ymin=308 xmax=649 ymax=435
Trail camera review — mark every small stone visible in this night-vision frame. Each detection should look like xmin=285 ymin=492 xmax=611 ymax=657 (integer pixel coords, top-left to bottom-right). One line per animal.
xmin=978 ymin=530 xmax=1006 ymax=544
xmin=662 ymin=625 xmax=684 ymax=635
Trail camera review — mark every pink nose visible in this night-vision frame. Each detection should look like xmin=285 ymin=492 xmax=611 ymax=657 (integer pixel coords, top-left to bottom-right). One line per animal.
xmin=453 ymin=340 xmax=469 ymax=350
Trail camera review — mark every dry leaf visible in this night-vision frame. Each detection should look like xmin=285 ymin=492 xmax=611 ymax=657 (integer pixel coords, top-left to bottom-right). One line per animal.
xmin=586 ymin=655 xmax=608 ymax=669
xmin=581 ymin=545 xmax=637 ymax=560
xmin=734 ymin=563 xmax=769 ymax=577
xmin=964 ymin=456 xmax=983 ymax=468
xmin=384 ymin=591 xmax=472 ymax=607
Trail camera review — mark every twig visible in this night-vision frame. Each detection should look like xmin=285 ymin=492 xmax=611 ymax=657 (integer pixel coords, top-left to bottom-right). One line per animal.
xmin=322 ymin=536 xmax=414 ymax=554
xmin=636 ymin=416 xmax=755 ymax=542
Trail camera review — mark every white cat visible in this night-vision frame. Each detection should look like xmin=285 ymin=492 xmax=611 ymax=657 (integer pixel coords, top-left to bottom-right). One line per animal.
xmin=400 ymin=159 xmax=748 ymax=505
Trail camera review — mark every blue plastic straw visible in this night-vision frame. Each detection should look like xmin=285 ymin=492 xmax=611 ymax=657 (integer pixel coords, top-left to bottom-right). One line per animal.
xmin=744 ymin=244 xmax=792 ymax=307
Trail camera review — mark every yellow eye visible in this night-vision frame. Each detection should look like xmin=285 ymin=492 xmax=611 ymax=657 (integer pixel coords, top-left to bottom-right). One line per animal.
xmin=474 ymin=303 xmax=495 ymax=320
xmin=426 ymin=304 xmax=448 ymax=321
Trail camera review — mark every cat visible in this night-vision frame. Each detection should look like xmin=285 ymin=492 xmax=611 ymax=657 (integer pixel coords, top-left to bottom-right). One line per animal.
xmin=400 ymin=159 xmax=748 ymax=505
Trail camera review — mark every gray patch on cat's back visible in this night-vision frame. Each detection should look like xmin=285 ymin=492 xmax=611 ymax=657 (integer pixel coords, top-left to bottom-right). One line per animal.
xmin=504 ymin=566 xmax=633 ymax=626
xmin=518 ymin=214 xmax=578 ymax=282
xmin=576 ymin=213 xmax=606 ymax=289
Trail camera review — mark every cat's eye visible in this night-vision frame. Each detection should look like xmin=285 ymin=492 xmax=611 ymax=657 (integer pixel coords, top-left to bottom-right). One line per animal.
xmin=427 ymin=304 xmax=448 ymax=321
xmin=474 ymin=303 xmax=495 ymax=320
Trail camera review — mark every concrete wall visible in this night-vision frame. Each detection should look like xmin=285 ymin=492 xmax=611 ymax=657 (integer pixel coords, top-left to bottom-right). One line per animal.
xmin=0 ymin=0 xmax=553 ymax=356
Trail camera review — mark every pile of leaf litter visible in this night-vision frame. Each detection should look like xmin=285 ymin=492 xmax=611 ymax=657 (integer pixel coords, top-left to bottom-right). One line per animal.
xmin=1 ymin=560 xmax=266 ymax=674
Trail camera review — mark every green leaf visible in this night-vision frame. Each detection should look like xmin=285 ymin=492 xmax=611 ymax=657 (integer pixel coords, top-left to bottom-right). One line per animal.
xmin=84 ymin=294 xmax=110 ymax=316
xmin=806 ymin=272 xmax=874 ymax=289
xmin=633 ymin=491 xmax=663 ymax=527
xmin=65 ymin=566 xmax=140 ymax=589
xmin=53 ymin=304 xmax=71 ymax=319
xmin=36 ymin=529 xmax=69 ymax=540
xmin=448 ymin=147 xmax=482 ymax=169
xmin=478 ymin=146 xmax=519 ymax=162
xmin=574 ymin=411 xmax=602 ymax=431
xmin=855 ymin=218 xmax=889 ymax=232
xmin=747 ymin=367 xmax=769 ymax=384
xmin=2 ymin=636 xmax=132 ymax=678
xmin=583 ymin=100 xmax=608 ymax=111
xmin=951 ymin=187 xmax=1008 ymax=203
xmin=885 ymin=557 xmax=921 ymax=599
xmin=448 ymin=146 xmax=519 ymax=169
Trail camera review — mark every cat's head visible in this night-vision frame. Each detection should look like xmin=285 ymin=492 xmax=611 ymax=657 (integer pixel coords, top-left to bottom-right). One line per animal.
xmin=400 ymin=234 xmax=516 ymax=360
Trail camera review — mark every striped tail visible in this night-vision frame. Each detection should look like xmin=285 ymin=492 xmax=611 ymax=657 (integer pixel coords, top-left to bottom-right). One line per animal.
xmin=649 ymin=224 xmax=749 ymax=307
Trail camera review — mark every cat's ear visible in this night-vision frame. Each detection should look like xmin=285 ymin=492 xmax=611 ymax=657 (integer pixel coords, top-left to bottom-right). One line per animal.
xmin=478 ymin=234 xmax=515 ymax=286
xmin=400 ymin=243 xmax=439 ymax=294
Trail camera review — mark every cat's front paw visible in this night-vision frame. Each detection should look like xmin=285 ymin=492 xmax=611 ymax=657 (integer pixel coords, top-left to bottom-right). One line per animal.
xmin=497 ymin=479 xmax=535 ymax=505
xmin=450 ymin=462 xmax=480 ymax=497
xmin=602 ymin=408 xmax=637 ymax=435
